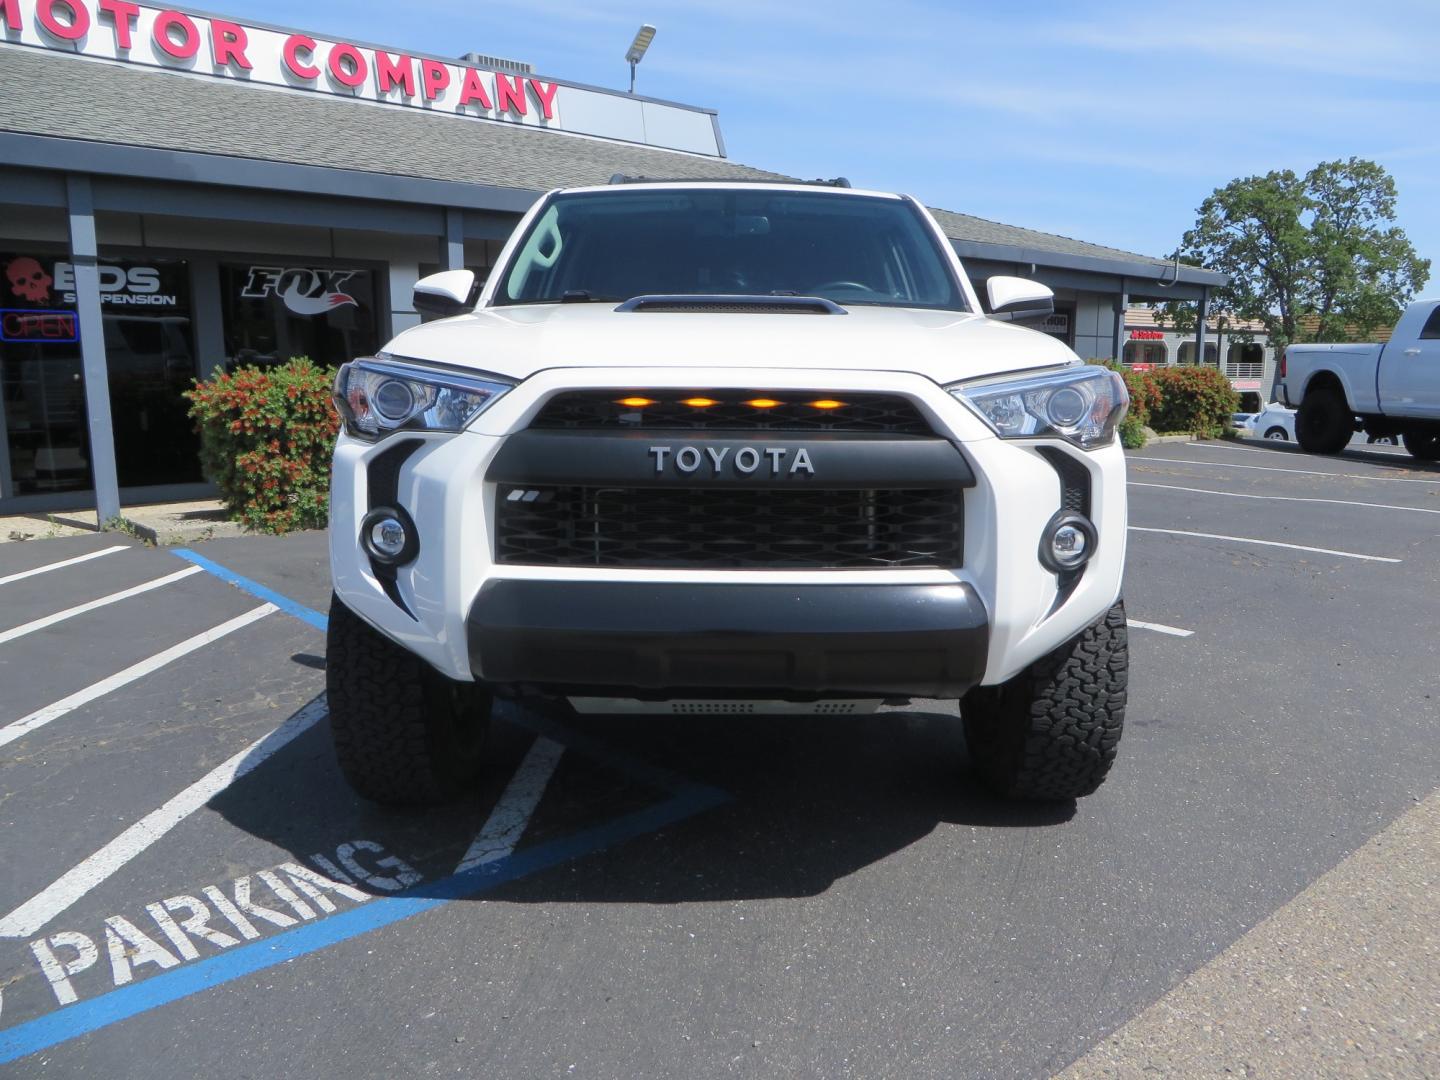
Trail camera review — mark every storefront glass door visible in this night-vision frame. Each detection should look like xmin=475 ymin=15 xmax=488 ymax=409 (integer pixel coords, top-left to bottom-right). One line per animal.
xmin=1 ymin=252 xmax=200 ymax=499
xmin=100 ymin=259 xmax=201 ymax=487
xmin=2 ymin=253 xmax=92 ymax=497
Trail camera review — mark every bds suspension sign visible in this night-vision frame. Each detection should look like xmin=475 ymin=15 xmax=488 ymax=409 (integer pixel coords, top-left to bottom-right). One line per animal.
xmin=0 ymin=0 xmax=563 ymax=126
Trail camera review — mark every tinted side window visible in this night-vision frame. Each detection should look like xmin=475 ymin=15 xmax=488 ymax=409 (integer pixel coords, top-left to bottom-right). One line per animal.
xmin=1419 ymin=305 xmax=1440 ymax=340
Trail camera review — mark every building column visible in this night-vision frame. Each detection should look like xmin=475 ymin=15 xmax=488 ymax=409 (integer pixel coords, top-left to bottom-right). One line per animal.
xmin=189 ymin=255 xmax=227 ymax=382
xmin=65 ymin=174 xmax=121 ymax=524
xmin=1194 ymin=287 xmax=1209 ymax=369
xmin=1111 ymin=279 xmax=1128 ymax=361
xmin=443 ymin=208 xmax=465 ymax=271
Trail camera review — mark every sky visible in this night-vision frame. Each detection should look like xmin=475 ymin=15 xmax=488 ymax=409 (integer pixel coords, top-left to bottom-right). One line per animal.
xmin=230 ymin=0 xmax=1440 ymax=280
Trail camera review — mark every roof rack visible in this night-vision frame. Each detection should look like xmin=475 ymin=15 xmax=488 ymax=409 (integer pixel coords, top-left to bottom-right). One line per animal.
xmin=607 ymin=175 xmax=852 ymax=188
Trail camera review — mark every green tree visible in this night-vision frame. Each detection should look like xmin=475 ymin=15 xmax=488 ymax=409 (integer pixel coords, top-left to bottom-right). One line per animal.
xmin=1157 ymin=158 xmax=1429 ymax=346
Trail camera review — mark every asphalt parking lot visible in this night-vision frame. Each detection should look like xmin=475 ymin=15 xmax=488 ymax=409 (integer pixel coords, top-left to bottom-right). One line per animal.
xmin=1 ymin=438 xmax=1437 ymax=1079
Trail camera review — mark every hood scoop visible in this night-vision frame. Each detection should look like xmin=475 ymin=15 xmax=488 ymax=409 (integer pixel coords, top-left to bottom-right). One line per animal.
xmin=614 ymin=294 xmax=847 ymax=315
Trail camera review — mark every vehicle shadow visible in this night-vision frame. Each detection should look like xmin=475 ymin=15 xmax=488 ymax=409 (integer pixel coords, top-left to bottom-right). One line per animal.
xmin=208 ymin=697 xmax=1076 ymax=906
xmin=1234 ymin=437 xmax=1440 ymax=473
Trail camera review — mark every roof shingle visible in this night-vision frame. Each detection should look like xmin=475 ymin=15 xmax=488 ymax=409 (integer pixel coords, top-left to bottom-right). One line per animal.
xmin=1 ymin=45 xmax=1195 ymax=275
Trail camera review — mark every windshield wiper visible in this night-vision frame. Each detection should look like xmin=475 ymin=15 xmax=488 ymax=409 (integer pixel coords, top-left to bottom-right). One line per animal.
xmin=559 ymin=290 xmax=619 ymax=303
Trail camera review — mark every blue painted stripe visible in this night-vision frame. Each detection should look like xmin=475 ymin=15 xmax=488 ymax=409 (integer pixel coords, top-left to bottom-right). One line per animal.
xmin=171 ymin=549 xmax=328 ymax=631
xmin=0 ymin=785 xmax=727 ymax=1066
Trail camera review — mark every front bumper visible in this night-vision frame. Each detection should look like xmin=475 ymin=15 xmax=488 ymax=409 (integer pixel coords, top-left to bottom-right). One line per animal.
xmin=330 ymin=365 xmax=1127 ymax=691
xmin=467 ymin=580 xmax=988 ymax=698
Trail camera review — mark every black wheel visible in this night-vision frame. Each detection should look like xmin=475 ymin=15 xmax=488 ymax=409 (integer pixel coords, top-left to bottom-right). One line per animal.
xmin=1295 ymin=387 xmax=1354 ymax=454
xmin=1264 ymin=427 xmax=1289 ymax=441
xmin=326 ymin=594 xmax=494 ymax=805
xmin=962 ymin=600 xmax=1128 ymax=801
xmin=1403 ymin=431 xmax=1440 ymax=461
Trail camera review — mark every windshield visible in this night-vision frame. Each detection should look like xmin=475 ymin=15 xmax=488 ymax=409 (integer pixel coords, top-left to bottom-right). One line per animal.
xmin=494 ymin=188 xmax=968 ymax=311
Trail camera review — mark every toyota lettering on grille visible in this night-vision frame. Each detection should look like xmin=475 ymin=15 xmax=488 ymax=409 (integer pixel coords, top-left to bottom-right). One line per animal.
xmin=648 ymin=445 xmax=815 ymax=477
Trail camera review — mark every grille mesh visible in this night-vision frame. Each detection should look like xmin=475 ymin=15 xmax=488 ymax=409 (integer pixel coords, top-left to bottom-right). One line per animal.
xmin=1037 ymin=447 xmax=1091 ymax=516
xmin=496 ymin=485 xmax=963 ymax=569
xmin=530 ymin=392 xmax=934 ymax=435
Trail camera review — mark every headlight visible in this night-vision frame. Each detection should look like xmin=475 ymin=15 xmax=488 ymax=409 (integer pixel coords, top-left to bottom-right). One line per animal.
xmin=949 ymin=365 xmax=1129 ymax=450
xmin=333 ymin=356 xmax=513 ymax=440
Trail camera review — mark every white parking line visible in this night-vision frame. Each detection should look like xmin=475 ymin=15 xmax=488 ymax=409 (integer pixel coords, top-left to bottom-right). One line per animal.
xmin=455 ymin=736 xmax=566 ymax=873
xmin=0 ymin=566 xmax=204 ymax=646
xmin=1194 ymin=441 xmax=1411 ymax=459
xmin=1126 ymin=619 xmax=1194 ymax=638
xmin=0 ymin=603 xmax=276 ymax=751
xmin=0 ymin=545 xmax=129 ymax=587
xmin=1128 ymin=526 xmax=1402 ymax=563
xmin=1129 ymin=481 xmax=1440 ymax=516
xmin=0 ymin=696 xmax=327 ymax=939
xmin=1129 ymin=455 xmax=1440 ymax=484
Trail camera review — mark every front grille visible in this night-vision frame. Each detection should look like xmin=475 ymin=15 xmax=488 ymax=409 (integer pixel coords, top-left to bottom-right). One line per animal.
xmin=530 ymin=391 xmax=934 ymax=435
xmin=496 ymin=485 xmax=963 ymax=569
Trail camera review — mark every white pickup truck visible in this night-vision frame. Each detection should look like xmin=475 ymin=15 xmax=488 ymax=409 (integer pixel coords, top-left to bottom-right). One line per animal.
xmin=1280 ymin=298 xmax=1440 ymax=459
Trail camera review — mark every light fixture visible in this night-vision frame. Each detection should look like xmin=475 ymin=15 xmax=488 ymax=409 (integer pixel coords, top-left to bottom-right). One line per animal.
xmin=616 ymin=396 xmax=655 ymax=407
xmin=681 ymin=397 xmax=718 ymax=407
xmin=361 ymin=507 xmax=419 ymax=566
xmin=1038 ymin=511 xmax=1097 ymax=574
xmin=810 ymin=399 xmax=845 ymax=410
xmin=745 ymin=398 xmax=782 ymax=409
xmin=625 ymin=24 xmax=656 ymax=93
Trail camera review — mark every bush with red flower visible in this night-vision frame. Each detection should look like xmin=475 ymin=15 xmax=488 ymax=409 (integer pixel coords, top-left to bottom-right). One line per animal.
xmin=185 ymin=358 xmax=338 ymax=534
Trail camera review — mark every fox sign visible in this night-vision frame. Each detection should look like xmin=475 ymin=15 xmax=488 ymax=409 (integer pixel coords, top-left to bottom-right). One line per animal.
xmin=0 ymin=0 xmax=560 ymax=124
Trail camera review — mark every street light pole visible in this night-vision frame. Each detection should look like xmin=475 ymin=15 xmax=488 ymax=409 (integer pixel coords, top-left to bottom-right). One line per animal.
xmin=625 ymin=24 xmax=656 ymax=94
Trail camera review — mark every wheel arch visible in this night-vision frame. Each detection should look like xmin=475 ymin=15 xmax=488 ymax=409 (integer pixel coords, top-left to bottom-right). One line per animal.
xmin=1307 ymin=368 xmax=1347 ymax=408
xmin=1301 ymin=368 xmax=1353 ymax=409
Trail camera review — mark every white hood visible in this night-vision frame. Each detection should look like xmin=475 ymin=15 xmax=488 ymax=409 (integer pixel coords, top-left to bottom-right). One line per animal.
xmin=383 ymin=304 xmax=1077 ymax=386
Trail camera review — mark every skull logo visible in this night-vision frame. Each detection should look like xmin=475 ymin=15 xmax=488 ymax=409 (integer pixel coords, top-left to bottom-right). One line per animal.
xmin=6 ymin=257 xmax=53 ymax=303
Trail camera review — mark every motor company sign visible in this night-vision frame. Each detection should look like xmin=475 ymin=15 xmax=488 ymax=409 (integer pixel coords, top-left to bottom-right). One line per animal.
xmin=0 ymin=0 xmax=726 ymax=149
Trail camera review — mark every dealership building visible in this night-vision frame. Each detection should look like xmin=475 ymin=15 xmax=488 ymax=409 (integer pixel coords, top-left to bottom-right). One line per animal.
xmin=0 ymin=0 xmax=1225 ymax=518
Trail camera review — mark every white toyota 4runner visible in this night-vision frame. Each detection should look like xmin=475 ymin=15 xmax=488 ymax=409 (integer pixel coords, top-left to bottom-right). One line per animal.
xmin=326 ymin=181 xmax=1131 ymax=805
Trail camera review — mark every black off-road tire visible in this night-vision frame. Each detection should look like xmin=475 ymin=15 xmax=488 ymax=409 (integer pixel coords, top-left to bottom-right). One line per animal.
xmin=961 ymin=600 xmax=1129 ymax=801
xmin=1295 ymin=387 xmax=1354 ymax=454
xmin=1402 ymin=431 xmax=1440 ymax=461
xmin=326 ymin=594 xmax=494 ymax=806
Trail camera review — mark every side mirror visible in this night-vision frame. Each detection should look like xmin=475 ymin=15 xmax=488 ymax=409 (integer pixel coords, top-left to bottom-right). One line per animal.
xmin=986 ymin=276 xmax=1054 ymax=322
xmin=413 ymin=269 xmax=477 ymax=318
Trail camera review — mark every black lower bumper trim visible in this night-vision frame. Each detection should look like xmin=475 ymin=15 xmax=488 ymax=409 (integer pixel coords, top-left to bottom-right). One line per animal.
xmin=467 ymin=580 xmax=989 ymax=698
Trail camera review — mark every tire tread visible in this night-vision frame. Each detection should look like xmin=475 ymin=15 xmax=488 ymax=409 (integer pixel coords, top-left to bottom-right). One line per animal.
xmin=326 ymin=595 xmax=489 ymax=806
xmin=963 ymin=601 xmax=1129 ymax=801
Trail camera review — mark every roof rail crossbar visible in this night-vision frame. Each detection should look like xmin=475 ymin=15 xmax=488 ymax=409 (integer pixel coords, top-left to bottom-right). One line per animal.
xmin=607 ymin=175 xmax=852 ymax=188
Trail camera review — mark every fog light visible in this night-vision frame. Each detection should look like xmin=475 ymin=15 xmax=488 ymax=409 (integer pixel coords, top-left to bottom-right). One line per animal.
xmin=1052 ymin=524 xmax=1086 ymax=561
xmin=1039 ymin=512 xmax=1096 ymax=574
xmin=370 ymin=517 xmax=406 ymax=557
xmin=361 ymin=507 xmax=418 ymax=566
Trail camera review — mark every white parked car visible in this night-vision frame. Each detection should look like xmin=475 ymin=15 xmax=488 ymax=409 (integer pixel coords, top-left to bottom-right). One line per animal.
xmin=326 ymin=181 xmax=1132 ymax=806
xmin=1234 ymin=402 xmax=1296 ymax=441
